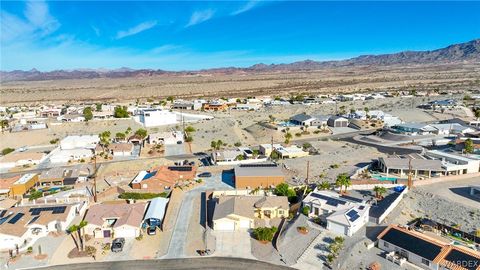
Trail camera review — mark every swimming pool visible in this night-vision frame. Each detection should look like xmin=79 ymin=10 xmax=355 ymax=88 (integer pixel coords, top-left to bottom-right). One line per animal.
xmin=371 ymin=174 xmax=397 ymax=181
xmin=278 ymin=121 xmax=300 ymax=127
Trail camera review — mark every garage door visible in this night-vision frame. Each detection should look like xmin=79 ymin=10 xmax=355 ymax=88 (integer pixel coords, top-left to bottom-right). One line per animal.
xmin=215 ymin=220 xmax=235 ymax=231
xmin=239 ymin=220 xmax=251 ymax=229
xmin=114 ymin=228 xmax=138 ymax=238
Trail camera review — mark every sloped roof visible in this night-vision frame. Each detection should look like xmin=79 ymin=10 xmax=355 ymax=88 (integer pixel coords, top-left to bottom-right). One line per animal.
xmin=84 ymin=203 xmax=146 ymax=228
xmin=213 ymin=195 xmax=288 ymax=220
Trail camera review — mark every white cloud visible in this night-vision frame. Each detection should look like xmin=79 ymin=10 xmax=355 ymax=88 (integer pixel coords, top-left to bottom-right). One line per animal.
xmin=231 ymin=1 xmax=260 ymax=16
xmin=185 ymin=9 xmax=215 ymax=27
xmin=116 ymin=20 xmax=157 ymax=39
xmin=91 ymin=25 xmax=100 ymax=36
xmin=1 ymin=0 xmax=59 ymax=43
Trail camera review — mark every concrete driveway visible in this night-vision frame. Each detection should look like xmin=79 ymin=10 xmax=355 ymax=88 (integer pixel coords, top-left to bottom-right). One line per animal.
xmin=164 ymin=143 xmax=187 ymax=156
xmin=162 ymin=172 xmax=233 ymax=258
xmin=212 ymin=231 xmax=254 ymax=259
xmin=104 ymin=238 xmax=135 ymax=261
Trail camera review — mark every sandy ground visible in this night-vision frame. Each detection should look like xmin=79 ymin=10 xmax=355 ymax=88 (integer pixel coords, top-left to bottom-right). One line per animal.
xmin=1 ymin=62 xmax=479 ymax=104
xmin=1 ymin=94 xmax=469 ymax=154
xmin=282 ymin=140 xmax=383 ymax=183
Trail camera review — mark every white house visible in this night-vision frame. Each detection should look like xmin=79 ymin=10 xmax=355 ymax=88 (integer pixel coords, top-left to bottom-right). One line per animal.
xmin=60 ymin=135 xmax=100 ymax=150
xmin=109 ymin=143 xmax=134 ymax=157
xmin=0 ymin=203 xmax=87 ymax=251
xmin=302 ymin=189 xmax=370 ymax=236
xmin=136 ymin=109 xmax=177 ymax=127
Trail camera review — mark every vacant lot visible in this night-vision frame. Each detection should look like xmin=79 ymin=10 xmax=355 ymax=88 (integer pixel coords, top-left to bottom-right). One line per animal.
xmin=1 ymin=62 xmax=479 ymax=104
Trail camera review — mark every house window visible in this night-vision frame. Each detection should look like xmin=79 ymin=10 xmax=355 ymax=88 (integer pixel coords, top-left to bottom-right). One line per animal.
xmin=383 ymin=242 xmax=389 ymax=248
xmin=421 ymin=258 xmax=430 ymax=266
xmin=278 ymin=210 xmax=283 ymax=215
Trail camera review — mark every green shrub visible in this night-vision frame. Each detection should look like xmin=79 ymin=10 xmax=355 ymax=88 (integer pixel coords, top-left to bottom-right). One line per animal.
xmin=302 ymin=205 xmax=310 ymax=216
xmin=119 ymin=192 xmax=168 ymax=200
xmin=1 ymin=148 xmax=15 ymax=155
xmin=252 ymin=227 xmax=278 ymax=242
xmin=29 ymin=190 xmax=43 ymax=201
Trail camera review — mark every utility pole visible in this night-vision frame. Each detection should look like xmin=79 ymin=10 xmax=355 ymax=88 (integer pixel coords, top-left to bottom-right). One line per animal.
xmin=306 ymin=161 xmax=310 ymax=183
xmin=93 ymin=155 xmax=97 ymax=202
xmin=407 ymin=158 xmax=413 ymax=190
xmin=270 ymin=135 xmax=274 ymax=160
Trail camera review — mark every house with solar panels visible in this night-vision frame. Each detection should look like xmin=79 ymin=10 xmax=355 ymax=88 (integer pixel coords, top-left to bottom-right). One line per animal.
xmin=0 ymin=202 xmax=86 ymax=250
xmin=302 ymin=189 xmax=370 ymax=236
xmin=378 ymin=225 xmax=480 ymax=270
xmin=131 ymin=165 xmax=196 ymax=192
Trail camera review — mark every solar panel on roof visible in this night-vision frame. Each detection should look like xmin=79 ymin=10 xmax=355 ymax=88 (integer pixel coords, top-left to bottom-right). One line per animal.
xmin=28 ymin=216 xmax=40 ymax=225
xmin=310 ymin=193 xmax=347 ymax=206
xmin=168 ymin=166 xmax=193 ymax=171
xmin=0 ymin=214 xmax=12 ymax=225
xmin=0 ymin=210 xmax=6 ymax=218
xmin=239 ymin=163 xmax=277 ymax=168
xmin=340 ymin=195 xmax=364 ymax=203
xmin=8 ymin=213 xmax=24 ymax=224
xmin=143 ymin=171 xmax=157 ymax=180
xmin=52 ymin=206 xmax=66 ymax=214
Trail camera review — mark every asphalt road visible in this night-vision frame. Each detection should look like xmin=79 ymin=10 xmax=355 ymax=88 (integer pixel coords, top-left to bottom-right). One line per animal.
xmin=34 ymin=257 xmax=294 ymax=270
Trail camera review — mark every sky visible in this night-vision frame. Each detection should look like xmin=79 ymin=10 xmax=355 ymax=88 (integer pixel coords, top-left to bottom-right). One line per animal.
xmin=1 ymin=1 xmax=479 ymax=71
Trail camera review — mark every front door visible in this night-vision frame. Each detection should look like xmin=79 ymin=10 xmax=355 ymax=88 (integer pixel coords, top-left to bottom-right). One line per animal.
xmin=103 ymin=230 xmax=111 ymax=238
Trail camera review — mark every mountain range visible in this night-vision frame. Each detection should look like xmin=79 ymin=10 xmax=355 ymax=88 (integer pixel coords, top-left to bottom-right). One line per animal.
xmin=1 ymin=39 xmax=479 ymax=82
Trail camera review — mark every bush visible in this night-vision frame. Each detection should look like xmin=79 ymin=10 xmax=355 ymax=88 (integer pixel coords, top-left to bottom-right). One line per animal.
xmin=185 ymin=126 xmax=196 ymax=133
xmin=49 ymin=138 xmax=60 ymax=144
xmin=29 ymin=190 xmax=43 ymax=200
xmin=114 ymin=106 xmax=129 ymax=118
xmin=1 ymin=148 xmax=14 ymax=155
xmin=135 ymin=234 xmax=143 ymax=241
xmin=234 ymin=142 xmax=242 ymax=147
xmin=301 ymin=205 xmax=310 ymax=216
xmin=26 ymin=246 xmax=33 ymax=254
xmin=119 ymin=192 xmax=168 ymax=200
xmin=185 ymin=136 xmax=193 ymax=142
xmin=252 ymin=227 xmax=278 ymax=242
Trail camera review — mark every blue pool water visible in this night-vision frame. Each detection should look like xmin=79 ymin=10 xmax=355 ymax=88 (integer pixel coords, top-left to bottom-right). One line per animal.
xmin=278 ymin=121 xmax=299 ymax=127
xmin=372 ymin=174 xmax=397 ymax=181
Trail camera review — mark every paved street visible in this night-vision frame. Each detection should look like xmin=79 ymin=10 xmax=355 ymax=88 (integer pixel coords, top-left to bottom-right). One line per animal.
xmin=37 ymin=257 xmax=294 ymax=270
xmin=162 ymin=172 xmax=233 ymax=258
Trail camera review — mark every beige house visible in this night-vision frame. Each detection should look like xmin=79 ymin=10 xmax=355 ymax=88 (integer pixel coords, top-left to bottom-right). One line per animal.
xmin=83 ymin=203 xmax=146 ymax=238
xmin=212 ymin=195 xmax=289 ymax=231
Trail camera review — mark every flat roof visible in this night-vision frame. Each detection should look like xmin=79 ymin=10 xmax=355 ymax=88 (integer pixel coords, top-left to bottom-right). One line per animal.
xmin=443 ymin=249 xmax=480 ymax=270
xmin=14 ymin=173 xmax=36 ymax=185
xmin=234 ymin=163 xmax=284 ymax=177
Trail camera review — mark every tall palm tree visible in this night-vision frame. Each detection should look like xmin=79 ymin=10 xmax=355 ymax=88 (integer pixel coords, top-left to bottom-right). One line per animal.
xmin=67 ymin=224 xmax=80 ymax=251
xmin=78 ymin=220 xmax=88 ymax=251
xmin=335 ymin=174 xmax=351 ymax=194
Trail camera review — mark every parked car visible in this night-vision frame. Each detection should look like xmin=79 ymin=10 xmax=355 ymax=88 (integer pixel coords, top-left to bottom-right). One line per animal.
xmin=111 ymin=238 xmax=125 ymax=252
xmin=177 ymin=141 xmax=183 ymax=144
xmin=147 ymin=226 xmax=156 ymax=235
xmin=197 ymin=172 xmax=212 ymax=178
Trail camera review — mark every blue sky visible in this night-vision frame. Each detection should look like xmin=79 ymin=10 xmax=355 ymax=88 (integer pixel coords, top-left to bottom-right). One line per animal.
xmin=1 ymin=1 xmax=479 ymax=71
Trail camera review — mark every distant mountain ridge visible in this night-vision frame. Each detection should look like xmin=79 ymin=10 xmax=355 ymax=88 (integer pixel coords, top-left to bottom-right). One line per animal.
xmin=1 ymin=39 xmax=479 ymax=82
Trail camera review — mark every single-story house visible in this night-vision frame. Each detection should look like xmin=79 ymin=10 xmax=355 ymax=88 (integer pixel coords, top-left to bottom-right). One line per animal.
xmin=84 ymin=203 xmax=147 ymax=238
xmin=0 ymin=203 xmax=86 ymax=251
xmin=234 ymin=163 xmax=285 ymax=189
xmin=302 ymin=189 xmax=369 ymax=236
xmin=290 ymin=113 xmax=317 ymax=126
xmin=378 ymin=225 xmax=480 ymax=270
xmin=273 ymin=145 xmax=309 ymax=159
xmin=60 ymin=135 xmax=100 ymax=150
xmin=39 ymin=164 xmax=92 ymax=186
xmin=212 ymin=195 xmax=289 ymax=231
xmin=109 ymin=143 xmax=134 ymax=156
xmin=0 ymin=174 xmax=38 ymax=199
xmin=0 ymin=152 xmax=46 ymax=170
xmin=131 ymin=166 xmax=196 ymax=192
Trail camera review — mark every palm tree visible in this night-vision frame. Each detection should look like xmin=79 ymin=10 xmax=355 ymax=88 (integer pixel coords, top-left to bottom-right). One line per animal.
xmin=373 ymin=186 xmax=387 ymax=199
xmin=67 ymin=224 xmax=80 ymax=251
xmin=335 ymin=173 xmax=351 ymax=194
xmin=78 ymin=220 xmax=88 ymax=251
xmin=318 ymin=181 xmax=331 ymax=190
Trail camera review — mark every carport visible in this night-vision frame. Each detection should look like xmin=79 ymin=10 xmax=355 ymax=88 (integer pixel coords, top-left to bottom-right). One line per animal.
xmin=144 ymin=197 xmax=169 ymax=229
